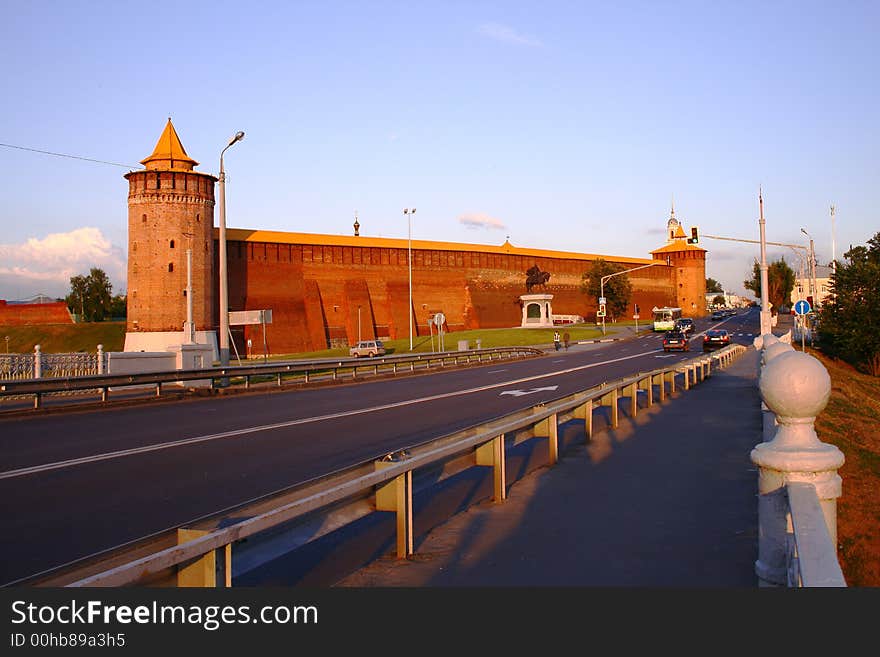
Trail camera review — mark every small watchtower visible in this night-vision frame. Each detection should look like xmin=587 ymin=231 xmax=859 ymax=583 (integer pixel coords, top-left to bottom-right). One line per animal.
xmin=650 ymin=201 xmax=707 ymax=316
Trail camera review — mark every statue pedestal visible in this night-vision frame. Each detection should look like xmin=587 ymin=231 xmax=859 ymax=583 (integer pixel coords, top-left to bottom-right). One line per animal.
xmin=520 ymin=294 xmax=554 ymax=328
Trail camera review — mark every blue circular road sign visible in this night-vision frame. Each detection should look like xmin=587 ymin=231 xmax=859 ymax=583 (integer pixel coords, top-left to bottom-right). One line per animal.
xmin=794 ymin=299 xmax=811 ymax=315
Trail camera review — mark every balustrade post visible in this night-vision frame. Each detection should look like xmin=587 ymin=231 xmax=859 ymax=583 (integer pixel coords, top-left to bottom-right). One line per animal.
xmin=97 ymin=344 xmax=104 ymax=375
xmin=34 ymin=344 xmax=42 ymax=378
xmin=751 ymin=350 xmax=844 ymax=587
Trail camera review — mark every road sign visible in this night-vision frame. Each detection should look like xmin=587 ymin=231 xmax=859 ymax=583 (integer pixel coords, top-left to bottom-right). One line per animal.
xmin=598 ymin=297 xmax=606 ymax=305
xmin=229 ymin=309 xmax=272 ymax=325
xmin=597 ymin=306 xmax=606 ymax=317
xmin=633 ymin=314 xmax=640 ymax=320
xmin=433 ymin=312 xmax=446 ymax=327
xmin=794 ymin=299 xmax=811 ymax=315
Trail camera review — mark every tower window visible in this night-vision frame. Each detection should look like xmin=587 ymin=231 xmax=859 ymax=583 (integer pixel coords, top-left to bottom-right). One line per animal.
xmin=196 ymin=213 xmax=200 ymax=222
xmin=170 ymin=240 xmax=175 ymax=249
xmin=168 ymin=263 xmax=174 ymax=273
xmin=142 ymin=213 xmax=147 ymax=223
xmin=156 ymin=172 xmax=161 ymax=189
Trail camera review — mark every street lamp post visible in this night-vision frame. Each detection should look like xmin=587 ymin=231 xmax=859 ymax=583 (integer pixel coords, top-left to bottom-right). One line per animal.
xmin=403 ymin=208 xmax=416 ymax=351
xmin=218 ymin=131 xmax=245 ymax=368
xmin=358 ymin=305 xmax=362 ymax=343
xmin=599 ymin=262 xmax=664 ymax=335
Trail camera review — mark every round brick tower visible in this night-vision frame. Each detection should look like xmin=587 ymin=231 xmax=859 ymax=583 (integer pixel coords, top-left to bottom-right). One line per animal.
xmin=123 ymin=119 xmax=218 ymax=351
xmin=650 ymin=204 xmax=707 ymax=316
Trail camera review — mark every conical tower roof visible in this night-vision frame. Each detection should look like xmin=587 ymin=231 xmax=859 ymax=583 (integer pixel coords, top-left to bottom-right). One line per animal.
xmin=140 ymin=118 xmax=198 ymax=171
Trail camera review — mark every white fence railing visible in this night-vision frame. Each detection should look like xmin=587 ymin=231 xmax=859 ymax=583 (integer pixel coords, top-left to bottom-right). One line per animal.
xmin=751 ymin=332 xmax=847 ymax=587
xmin=0 ymin=345 xmax=105 ymax=381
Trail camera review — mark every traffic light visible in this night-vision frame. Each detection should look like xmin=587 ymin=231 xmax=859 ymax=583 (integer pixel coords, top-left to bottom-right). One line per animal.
xmin=687 ymin=226 xmax=699 ymax=244
xmin=634 ymin=304 xmax=640 ymax=314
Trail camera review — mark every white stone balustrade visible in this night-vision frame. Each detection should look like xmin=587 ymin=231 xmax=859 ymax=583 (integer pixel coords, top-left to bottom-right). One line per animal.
xmin=751 ymin=335 xmax=846 ymax=587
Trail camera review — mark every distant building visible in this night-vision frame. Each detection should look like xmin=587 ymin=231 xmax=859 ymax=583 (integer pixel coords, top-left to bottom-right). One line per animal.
xmin=790 ymin=265 xmax=833 ymax=308
xmin=705 ymin=291 xmax=747 ymax=308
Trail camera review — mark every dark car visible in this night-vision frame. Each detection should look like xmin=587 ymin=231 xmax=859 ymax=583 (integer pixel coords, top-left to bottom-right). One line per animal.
xmin=711 ymin=310 xmax=726 ymax=320
xmin=702 ymin=329 xmax=730 ymax=351
xmin=675 ymin=317 xmax=695 ymax=335
xmin=662 ymin=330 xmax=690 ymax=352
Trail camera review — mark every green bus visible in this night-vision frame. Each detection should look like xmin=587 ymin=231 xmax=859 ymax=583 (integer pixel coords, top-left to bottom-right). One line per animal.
xmin=652 ymin=306 xmax=682 ymax=332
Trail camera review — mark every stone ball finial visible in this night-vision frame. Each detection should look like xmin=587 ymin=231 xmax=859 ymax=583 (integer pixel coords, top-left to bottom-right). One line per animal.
xmin=759 ymin=350 xmax=830 ymax=421
xmin=762 ymin=341 xmax=794 ymax=365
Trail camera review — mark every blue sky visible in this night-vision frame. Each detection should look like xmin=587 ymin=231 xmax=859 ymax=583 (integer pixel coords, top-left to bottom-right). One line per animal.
xmin=1 ymin=0 xmax=877 ymax=301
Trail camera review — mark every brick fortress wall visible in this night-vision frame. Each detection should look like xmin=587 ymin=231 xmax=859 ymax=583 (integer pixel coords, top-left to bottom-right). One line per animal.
xmin=216 ymin=231 xmax=686 ymax=355
xmin=0 ymin=300 xmax=74 ymax=327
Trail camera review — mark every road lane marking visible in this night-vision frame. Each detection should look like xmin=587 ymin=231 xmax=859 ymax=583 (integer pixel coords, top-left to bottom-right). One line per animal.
xmin=499 ymin=386 xmax=559 ymax=397
xmin=1 ymin=347 xmax=662 ymax=480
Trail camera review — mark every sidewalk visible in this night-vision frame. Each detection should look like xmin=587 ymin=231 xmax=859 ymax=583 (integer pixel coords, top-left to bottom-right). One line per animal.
xmin=337 ymin=345 xmax=763 ymax=587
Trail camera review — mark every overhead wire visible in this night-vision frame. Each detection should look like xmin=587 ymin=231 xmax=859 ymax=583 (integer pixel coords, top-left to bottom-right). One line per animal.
xmin=0 ymin=142 xmax=137 ymax=169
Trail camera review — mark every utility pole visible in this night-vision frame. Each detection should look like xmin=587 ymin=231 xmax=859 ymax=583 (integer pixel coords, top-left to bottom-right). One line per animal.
xmin=830 ymin=204 xmax=836 ymax=273
xmin=758 ymin=189 xmax=771 ymax=336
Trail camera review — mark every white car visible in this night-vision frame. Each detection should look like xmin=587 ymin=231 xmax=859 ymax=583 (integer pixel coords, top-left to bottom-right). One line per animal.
xmin=349 ymin=340 xmax=386 ymax=358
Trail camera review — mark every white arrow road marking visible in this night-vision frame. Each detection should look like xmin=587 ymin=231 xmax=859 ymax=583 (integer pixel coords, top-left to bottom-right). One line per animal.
xmin=500 ymin=386 xmax=560 ymax=397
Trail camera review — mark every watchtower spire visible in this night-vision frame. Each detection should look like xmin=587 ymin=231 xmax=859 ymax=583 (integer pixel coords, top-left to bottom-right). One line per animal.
xmin=140 ymin=118 xmax=198 ymax=171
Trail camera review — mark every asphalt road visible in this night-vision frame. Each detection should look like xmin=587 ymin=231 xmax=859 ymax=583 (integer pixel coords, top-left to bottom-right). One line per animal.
xmin=0 ymin=309 xmax=760 ymax=585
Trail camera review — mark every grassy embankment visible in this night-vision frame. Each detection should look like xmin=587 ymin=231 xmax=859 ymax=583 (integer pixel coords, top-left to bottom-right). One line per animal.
xmin=1 ymin=322 xmax=126 ymax=354
xmin=809 ymin=348 xmax=880 ymax=587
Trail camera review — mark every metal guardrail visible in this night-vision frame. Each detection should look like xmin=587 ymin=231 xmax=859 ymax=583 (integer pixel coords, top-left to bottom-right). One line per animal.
xmin=0 ymin=346 xmax=543 ymax=410
xmin=16 ymin=344 xmax=746 ymax=587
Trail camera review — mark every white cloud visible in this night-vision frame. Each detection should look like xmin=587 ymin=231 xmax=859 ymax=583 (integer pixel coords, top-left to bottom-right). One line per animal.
xmin=477 ymin=22 xmax=542 ymax=47
xmin=459 ymin=213 xmax=507 ymax=230
xmin=0 ymin=227 xmax=126 ymax=300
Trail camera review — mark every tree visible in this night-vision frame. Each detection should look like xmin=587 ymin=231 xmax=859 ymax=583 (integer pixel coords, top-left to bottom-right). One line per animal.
xmin=712 ymin=294 xmax=726 ymax=307
xmin=65 ymin=267 xmax=113 ymax=322
xmin=109 ymin=294 xmax=127 ymax=319
xmin=706 ymin=277 xmax=724 ymax=293
xmin=743 ymin=257 xmax=795 ymax=314
xmin=67 ymin=275 xmax=88 ymax=319
xmin=818 ymin=232 xmax=880 ymax=376
xmin=581 ymin=259 xmax=632 ymax=320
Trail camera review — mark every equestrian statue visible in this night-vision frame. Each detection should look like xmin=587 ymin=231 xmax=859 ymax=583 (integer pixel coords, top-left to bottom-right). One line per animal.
xmin=525 ymin=265 xmax=551 ymax=293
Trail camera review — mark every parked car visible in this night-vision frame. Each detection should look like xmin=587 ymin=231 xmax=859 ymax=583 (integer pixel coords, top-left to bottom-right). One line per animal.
xmin=702 ymin=329 xmax=730 ymax=351
xmin=675 ymin=317 xmax=695 ymax=335
xmin=349 ymin=340 xmax=386 ymax=358
xmin=662 ymin=330 xmax=690 ymax=352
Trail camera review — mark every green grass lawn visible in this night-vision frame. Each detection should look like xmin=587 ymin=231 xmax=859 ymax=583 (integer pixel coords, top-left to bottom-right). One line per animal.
xmin=253 ymin=320 xmax=650 ymax=362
